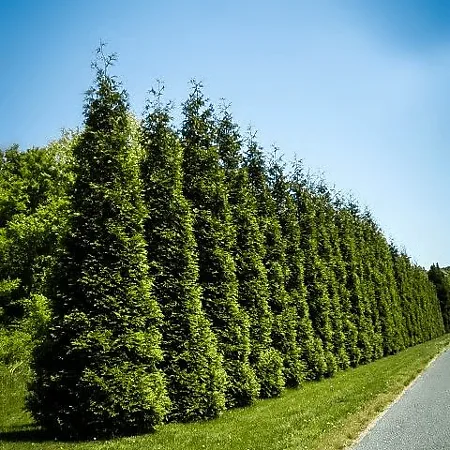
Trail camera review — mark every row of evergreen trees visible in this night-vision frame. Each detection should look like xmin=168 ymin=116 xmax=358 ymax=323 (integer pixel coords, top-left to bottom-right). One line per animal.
xmin=0 ymin=53 xmax=446 ymax=439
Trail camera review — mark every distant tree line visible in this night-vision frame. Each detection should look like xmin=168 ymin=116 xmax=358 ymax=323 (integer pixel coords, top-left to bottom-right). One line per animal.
xmin=0 ymin=51 xmax=446 ymax=439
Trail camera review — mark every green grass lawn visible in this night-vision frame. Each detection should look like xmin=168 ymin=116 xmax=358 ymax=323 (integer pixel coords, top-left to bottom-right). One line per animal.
xmin=1 ymin=334 xmax=449 ymax=450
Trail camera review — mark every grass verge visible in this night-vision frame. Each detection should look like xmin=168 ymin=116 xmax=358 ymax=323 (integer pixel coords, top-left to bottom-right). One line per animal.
xmin=1 ymin=334 xmax=449 ymax=450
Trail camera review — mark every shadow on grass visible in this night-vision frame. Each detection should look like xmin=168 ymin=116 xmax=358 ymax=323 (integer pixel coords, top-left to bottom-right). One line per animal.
xmin=0 ymin=423 xmax=155 ymax=444
xmin=0 ymin=424 xmax=53 ymax=443
xmin=0 ymin=424 xmax=100 ymax=443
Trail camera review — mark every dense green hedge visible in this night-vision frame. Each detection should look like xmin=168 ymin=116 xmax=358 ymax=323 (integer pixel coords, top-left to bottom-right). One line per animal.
xmin=0 ymin=54 xmax=446 ymax=438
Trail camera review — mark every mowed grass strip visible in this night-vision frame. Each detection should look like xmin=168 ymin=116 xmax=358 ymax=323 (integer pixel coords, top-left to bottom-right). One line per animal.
xmin=1 ymin=334 xmax=449 ymax=450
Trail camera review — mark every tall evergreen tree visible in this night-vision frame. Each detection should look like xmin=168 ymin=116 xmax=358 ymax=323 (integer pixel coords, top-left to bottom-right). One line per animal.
xmin=245 ymin=137 xmax=304 ymax=387
xmin=140 ymin=87 xmax=226 ymax=421
xmin=350 ymin=206 xmax=378 ymax=363
xmin=312 ymin=187 xmax=350 ymax=370
xmin=390 ymin=247 xmax=444 ymax=346
xmin=181 ymin=83 xmax=259 ymax=408
xmin=334 ymin=206 xmax=369 ymax=365
xmin=26 ymin=51 xmax=169 ymax=438
xmin=378 ymin=238 xmax=407 ymax=352
xmin=391 ymin=247 xmax=418 ymax=346
xmin=422 ymin=268 xmax=446 ymax=338
xmin=412 ymin=265 xmax=444 ymax=340
xmin=294 ymin=184 xmax=337 ymax=376
xmin=217 ymin=108 xmax=284 ymax=398
xmin=325 ymin=195 xmax=360 ymax=368
xmin=358 ymin=214 xmax=385 ymax=359
xmin=428 ymin=263 xmax=450 ymax=333
xmin=363 ymin=217 xmax=405 ymax=355
xmin=271 ymin=157 xmax=327 ymax=380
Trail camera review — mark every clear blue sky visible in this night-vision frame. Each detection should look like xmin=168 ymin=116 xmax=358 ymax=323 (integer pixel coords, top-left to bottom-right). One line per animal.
xmin=1 ymin=0 xmax=449 ymax=268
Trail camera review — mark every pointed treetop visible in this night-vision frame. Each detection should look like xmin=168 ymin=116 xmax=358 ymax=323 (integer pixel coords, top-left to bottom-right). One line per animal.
xmin=92 ymin=41 xmax=117 ymax=77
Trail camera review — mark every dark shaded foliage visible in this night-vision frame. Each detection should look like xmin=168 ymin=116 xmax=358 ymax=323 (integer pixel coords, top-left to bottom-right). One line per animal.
xmin=428 ymin=263 xmax=450 ymax=333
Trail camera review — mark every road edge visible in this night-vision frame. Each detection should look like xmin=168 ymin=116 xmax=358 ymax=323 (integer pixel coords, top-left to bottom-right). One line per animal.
xmin=347 ymin=342 xmax=450 ymax=449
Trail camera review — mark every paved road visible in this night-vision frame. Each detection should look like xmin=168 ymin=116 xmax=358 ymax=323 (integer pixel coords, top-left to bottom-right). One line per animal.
xmin=352 ymin=349 xmax=450 ymax=450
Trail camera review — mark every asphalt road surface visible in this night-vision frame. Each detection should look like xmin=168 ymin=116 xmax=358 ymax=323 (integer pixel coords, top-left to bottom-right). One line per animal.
xmin=352 ymin=348 xmax=450 ymax=450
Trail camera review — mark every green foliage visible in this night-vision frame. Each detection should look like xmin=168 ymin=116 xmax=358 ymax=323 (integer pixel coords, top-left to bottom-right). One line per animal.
xmin=217 ymin=109 xmax=284 ymax=398
xmin=140 ymin=86 xmax=226 ymax=421
xmin=0 ymin=281 xmax=45 ymax=366
xmin=362 ymin=216 xmax=405 ymax=355
xmin=0 ymin=329 xmax=32 ymax=366
xmin=0 ymin=144 xmax=64 ymax=226
xmin=181 ymin=82 xmax=259 ymax=408
xmin=3 ymin=333 xmax=449 ymax=450
xmin=245 ymin=139 xmax=304 ymax=387
xmin=428 ymin=263 xmax=450 ymax=333
xmin=335 ymin=206 xmax=373 ymax=365
xmin=0 ymin=279 xmax=20 ymax=325
xmin=0 ymin=137 xmax=73 ymax=326
xmin=312 ymin=189 xmax=350 ymax=371
xmin=0 ymin=140 xmax=71 ymax=367
xmin=0 ymin=292 xmax=51 ymax=366
xmin=270 ymin=157 xmax=327 ymax=380
xmin=26 ymin=53 xmax=169 ymax=438
xmin=325 ymin=199 xmax=358 ymax=369
xmin=0 ymin=62 xmax=445 ymax=436
xmin=293 ymin=184 xmax=336 ymax=377
xmin=391 ymin=248 xmax=417 ymax=346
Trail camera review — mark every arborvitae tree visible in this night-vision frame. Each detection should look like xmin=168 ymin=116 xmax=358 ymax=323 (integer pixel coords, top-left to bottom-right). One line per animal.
xmin=270 ymin=157 xmax=327 ymax=380
xmin=291 ymin=179 xmax=337 ymax=376
xmin=423 ymin=268 xmax=446 ymax=337
xmin=217 ymin=109 xmax=284 ymax=398
xmin=390 ymin=247 xmax=444 ymax=346
xmin=325 ymin=195 xmax=360 ymax=369
xmin=413 ymin=266 xmax=444 ymax=341
xmin=409 ymin=267 xmax=428 ymax=342
xmin=181 ymin=83 xmax=259 ymax=408
xmin=245 ymin=137 xmax=304 ymax=386
xmin=334 ymin=206 xmax=370 ymax=365
xmin=312 ymin=187 xmax=350 ymax=370
xmin=26 ymin=52 xmax=169 ymax=438
xmin=381 ymin=244 xmax=407 ymax=352
xmin=350 ymin=206 xmax=379 ymax=363
xmin=428 ymin=263 xmax=450 ymax=333
xmin=364 ymin=217 xmax=405 ymax=355
xmin=411 ymin=269 xmax=426 ymax=342
xmin=140 ymin=87 xmax=226 ymax=421
xmin=358 ymin=215 xmax=385 ymax=359
xmin=391 ymin=247 xmax=418 ymax=346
